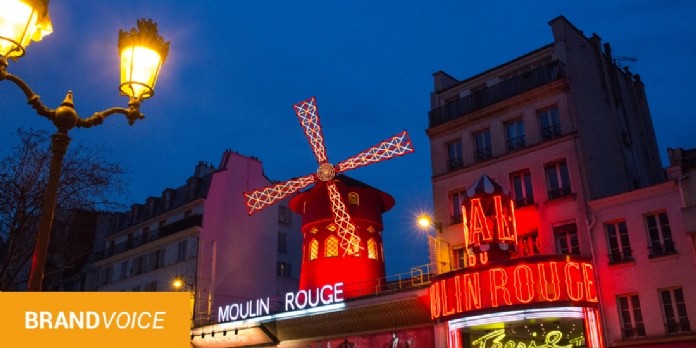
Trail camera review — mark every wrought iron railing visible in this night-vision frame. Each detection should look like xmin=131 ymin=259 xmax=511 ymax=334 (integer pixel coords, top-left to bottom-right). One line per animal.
xmin=429 ymin=61 xmax=565 ymax=128
xmin=95 ymin=214 xmax=202 ymax=261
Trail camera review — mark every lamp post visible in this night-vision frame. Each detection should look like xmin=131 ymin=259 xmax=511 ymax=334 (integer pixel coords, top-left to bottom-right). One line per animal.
xmin=416 ymin=213 xmax=449 ymax=274
xmin=0 ymin=1 xmax=170 ymax=291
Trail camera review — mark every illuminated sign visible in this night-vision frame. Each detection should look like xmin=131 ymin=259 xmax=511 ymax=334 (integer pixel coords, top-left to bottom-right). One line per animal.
xmin=218 ymin=282 xmax=344 ymax=323
xmin=430 ymin=256 xmax=598 ymax=321
xmin=472 ymin=329 xmax=579 ymax=348
xmin=462 ymin=176 xmax=519 ymax=266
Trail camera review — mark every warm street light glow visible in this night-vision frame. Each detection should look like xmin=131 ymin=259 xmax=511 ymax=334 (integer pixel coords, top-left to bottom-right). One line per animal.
xmin=118 ymin=18 xmax=169 ymax=101
xmin=0 ymin=0 xmax=52 ymax=59
xmin=173 ymin=278 xmax=184 ymax=290
xmin=417 ymin=215 xmax=432 ymax=228
xmin=0 ymin=12 xmax=169 ymax=291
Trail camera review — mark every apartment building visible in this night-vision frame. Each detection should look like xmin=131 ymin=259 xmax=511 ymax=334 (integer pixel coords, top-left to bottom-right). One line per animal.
xmin=93 ymin=150 xmax=302 ymax=324
xmin=426 ymin=16 xmax=695 ymax=348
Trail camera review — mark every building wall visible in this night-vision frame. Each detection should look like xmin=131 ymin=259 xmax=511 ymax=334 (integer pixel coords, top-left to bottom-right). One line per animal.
xmin=197 ymin=151 xmax=303 ymax=318
xmin=590 ymin=181 xmax=696 ymax=344
xmin=426 ymin=16 xmax=692 ymax=348
xmin=92 ymin=151 xmax=303 ymax=324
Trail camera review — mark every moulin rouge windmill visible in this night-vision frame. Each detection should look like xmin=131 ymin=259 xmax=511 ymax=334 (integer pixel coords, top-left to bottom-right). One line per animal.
xmin=244 ymin=96 xmax=414 ymax=297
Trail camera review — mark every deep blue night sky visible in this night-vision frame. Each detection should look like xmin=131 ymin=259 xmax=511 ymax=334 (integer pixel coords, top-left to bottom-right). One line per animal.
xmin=1 ymin=1 xmax=694 ymax=275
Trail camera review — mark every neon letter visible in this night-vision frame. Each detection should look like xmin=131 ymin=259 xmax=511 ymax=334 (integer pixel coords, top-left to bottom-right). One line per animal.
xmin=564 ymin=262 xmax=584 ymax=301
xmin=538 ymin=262 xmax=561 ymax=302
xmin=582 ymin=263 xmax=599 ymax=302
xmin=513 ymin=265 xmax=534 ymax=303
xmin=468 ymin=198 xmax=492 ymax=246
xmin=489 ymin=268 xmax=511 ymax=307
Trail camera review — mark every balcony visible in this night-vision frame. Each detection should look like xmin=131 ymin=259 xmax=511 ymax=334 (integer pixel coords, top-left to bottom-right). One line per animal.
xmin=96 ymin=214 xmax=202 ymax=261
xmin=429 ymin=61 xmax=565 ymax=128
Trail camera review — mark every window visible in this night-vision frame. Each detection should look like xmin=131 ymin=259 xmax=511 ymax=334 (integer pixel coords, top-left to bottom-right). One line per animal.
xmin=132 ymin=255 xmax=144 ymax=276
xmin=555 ymin=223 xmax=580 ymax=255
xmin=473 ymin=129 xmax=492 ymax=161
xmin=617 ymin=294 xmax=646 ymax=338
xmin=120 ymin=261 xmax=128 ymax=280
xmin=277 ymin=262 xmax=292 ymax=277
xmin=278 ymin=232 xmax=288 ymax=253
xmin=126 ymin=233 xmax=134 ymax=249
xmin=309 ymin=239 xmax=319 ymax=261
xmin=325 ymin=236 xmax=339 ymax=258
xmin=646 ymin=212 xmax=676 ymax=257
xmin=660 ymin=288 xmax=691 ymax=335
xmin=144 ymin=281 xmax=158 ymax=291
xmin=278 ymin=206 xmax=292 ymax=225
xmin=348 ymin=192 xmax=359 ymax=205
xmin=453 ymin=248 xmax=466 ymax=269
xmin=446 ymin=140 xmax=464 ymax=171
xmin=141 ymin=227 xmax=149 ymax=244
xmin=538 ymin=106 xmax=561 ymax=140
xmin=99 ymin=266 xmax=113 ymax=286
xmin=367 ymin=238 xmax=378 ymax=260
xmin=148 ymin=249 xmax=164 ymax=271
xmin=449 ymin=190 xmax=466 ymax=224
xmin=510 ymin=170 xmax=534 ymax=206
xmin=545 ymin=160 xmax=571 ymax=199
xmin=177 ymin=240 xmax=188 ymax=262
xmin=505 ymin=118 xmax=526 ymax=151
xmin=517 ymin=232 xmax=540 ymax=256
xmin=606 ymin=220 xmax=633 ymax=263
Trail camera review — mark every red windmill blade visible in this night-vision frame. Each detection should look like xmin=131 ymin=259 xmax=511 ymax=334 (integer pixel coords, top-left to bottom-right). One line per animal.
xmin=244 ymin=96 xmax=415 ymax=255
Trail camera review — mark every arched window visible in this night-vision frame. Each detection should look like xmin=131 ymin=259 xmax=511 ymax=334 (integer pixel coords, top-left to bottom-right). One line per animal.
xmin=325 ymin=236 xmax=339 ymax=258
xmin=367 ymin=238 xmax=378 ymax=260
xmin=309 ymin=239 xmax=319 ymax=261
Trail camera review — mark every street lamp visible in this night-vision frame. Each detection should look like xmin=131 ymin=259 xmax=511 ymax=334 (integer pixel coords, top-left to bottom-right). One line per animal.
xmin=0 ymin=1 xmax=170 ymax=291
xmin=415 ymin=213 xmax=449 ymax=274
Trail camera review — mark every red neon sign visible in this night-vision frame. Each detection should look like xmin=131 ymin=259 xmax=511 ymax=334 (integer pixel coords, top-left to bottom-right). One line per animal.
xmin=430 ymin=256 xmax=599 ymax=321
xmin=463 ymin=193 xmax=518 ymax=266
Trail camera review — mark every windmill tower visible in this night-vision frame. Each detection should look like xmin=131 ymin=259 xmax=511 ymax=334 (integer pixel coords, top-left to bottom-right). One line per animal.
xmin=244 ymin=97 xmax=414 ymax=298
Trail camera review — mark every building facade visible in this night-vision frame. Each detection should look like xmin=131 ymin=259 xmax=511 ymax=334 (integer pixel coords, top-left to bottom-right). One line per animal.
xmin=92 ymin=150 xmax=303 ymax=324
xmin=426 ymin=16 xmax=695 ymax=348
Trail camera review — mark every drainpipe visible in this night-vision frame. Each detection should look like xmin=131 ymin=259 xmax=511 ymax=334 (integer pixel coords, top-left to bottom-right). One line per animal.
xmin=586 ymin=210 xmax=610 ymax=347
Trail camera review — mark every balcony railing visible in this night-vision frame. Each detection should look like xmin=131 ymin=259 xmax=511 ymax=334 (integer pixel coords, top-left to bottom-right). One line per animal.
xmin=622 ymin=325 xmax=646 ymax=339
xmin=96 ymin=214 xmax=202 ymax=261
xmin=547 ymin=187 xmax=572 ymax=200
xmin=506 ymin=136 xmax=526 ymax=152
xmin=474 ymin=146 xmax=493 ymax=162
xmin=665 ymin=320 xmax=691 ymax=335
xmin=608 ymin=250 xmax=634 ymax=265
xmin=429 ymin=61 xmax=565 ymax=128
xmin=447 ymin=156 xmax=464 ymax=171
xmin=648 ymin=241 xmax=677 ymax=258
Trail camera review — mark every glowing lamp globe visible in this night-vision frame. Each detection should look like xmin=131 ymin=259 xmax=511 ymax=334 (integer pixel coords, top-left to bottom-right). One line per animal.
xmin=0 ymin=0 xmax=52 ymax=59
xmin=118 ymin=18 xmax=169 ymax=101
xmin=417 ymin=216 xmax=430 ymax=228
xmin=172 ymin=279 xmax=183 ymax=289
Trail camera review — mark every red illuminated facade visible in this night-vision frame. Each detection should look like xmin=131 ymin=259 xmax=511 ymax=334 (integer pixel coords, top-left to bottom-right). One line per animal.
xmin=290 ymin=175 xmax=395 ymax=298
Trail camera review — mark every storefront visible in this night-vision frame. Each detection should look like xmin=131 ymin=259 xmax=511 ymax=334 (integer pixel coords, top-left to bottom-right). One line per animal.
xmin=430 ymin=255 xmax=603 ymax=348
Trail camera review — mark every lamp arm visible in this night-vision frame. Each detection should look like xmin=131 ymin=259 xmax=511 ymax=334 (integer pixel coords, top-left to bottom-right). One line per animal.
xmin=0 ymin=70 xmax=55 ymax=120
xmin=77 ymin=100 xmax=144 ymax=128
